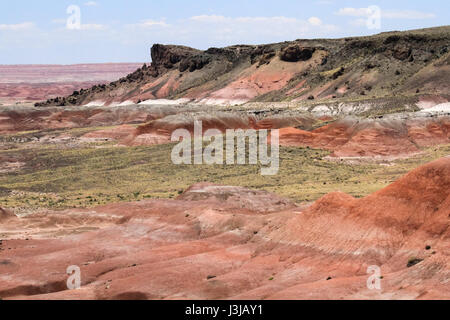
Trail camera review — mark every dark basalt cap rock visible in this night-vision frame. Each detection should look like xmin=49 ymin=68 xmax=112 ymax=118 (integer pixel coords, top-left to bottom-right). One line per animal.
xmin=280 ymin=45 xmax=315 ymax=62
xmin=179 ymin=55 xmax=212 ymax=72
xmin=151 ymin=44 xmax=200 ymax=68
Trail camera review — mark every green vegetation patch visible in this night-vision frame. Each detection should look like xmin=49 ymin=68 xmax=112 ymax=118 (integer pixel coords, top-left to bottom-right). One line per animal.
xmin=1 ymin=134 xmax=449 ymax=212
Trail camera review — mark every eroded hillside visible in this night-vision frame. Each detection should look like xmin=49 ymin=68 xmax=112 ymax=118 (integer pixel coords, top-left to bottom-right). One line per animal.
xmin=36 ymin=26 xmax=450 ymax=107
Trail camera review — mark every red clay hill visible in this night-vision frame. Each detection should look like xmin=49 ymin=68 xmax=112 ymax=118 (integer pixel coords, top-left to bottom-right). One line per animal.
xmin=1 ymin=157 xmax=448 ymax=300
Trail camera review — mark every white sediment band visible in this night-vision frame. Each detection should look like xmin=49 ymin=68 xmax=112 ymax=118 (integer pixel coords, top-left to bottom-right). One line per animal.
xmin=116 ymin=100 xmax=135 ymax=106
xmin=417 ymin=102 xmax=450 ymax=114
xmin=197 ymin=98 xmax=248 ymax=106
xmin=139 ymin=98 xmax=191 ymax=105
xmin=83 ymin=101 xmax=106 ymax=107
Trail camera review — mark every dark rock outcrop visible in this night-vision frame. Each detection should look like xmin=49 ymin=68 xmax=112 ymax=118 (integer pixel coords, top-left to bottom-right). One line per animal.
xmin=280 ymin=45 xmax=315 ymax=62
xmin=332 ymin=67 xmax=345 ymax=79
xmin=393 ymin=45 xmax=412 ymax=61
xmin=179 ymin=55 xmax=211 ymax=72
xmin=151 ymin=44 xmax=200 ymax=69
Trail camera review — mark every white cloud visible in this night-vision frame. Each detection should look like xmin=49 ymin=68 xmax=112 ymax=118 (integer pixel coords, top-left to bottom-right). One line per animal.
xmin=336 ymin=7 xmax=436 ymax=20
xmin=123 ymin=15 xmax=337 ymax=46
xmin=382 ymin=10 xmax=436 ymax=19
xmin=51 ymin=18 xmax=66 ymax=24
xmin=134 ymin=19 xmax=170 ymax=28
xmin=84 ymin=1 xmax=98 ymax=6
xmin=190 ymin=15 xmax=304 ymax=25
xmin=0 ymin=22 xmax=35 ymax=31
xmin=349 ymin=18 xmax=368 ymax=27
xmin=308 ymin=17 xmax=322 ymax=26
xmin=50 ymin=18 xmax=107 ymax=30
xmin=116 ymin=14 xmax=340 ymax=51
xmin=187 ymin=15 xmax=335 ymax=46
xmin=190 ymin=15 xmax=228 ymax=23
xmin=336 ymin=8 xmax=371 ymax=17
xmin=79 ymin=24 xmax=107 ymax=31
xmin=235 ymin=16 xmax=299 ymax=24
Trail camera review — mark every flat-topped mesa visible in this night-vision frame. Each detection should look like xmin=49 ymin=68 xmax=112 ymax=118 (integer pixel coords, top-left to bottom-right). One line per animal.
xmin=35 ymin=26 xmax=450 ymax=108
xmin=151 ymin=44 xmax=259 ymax=73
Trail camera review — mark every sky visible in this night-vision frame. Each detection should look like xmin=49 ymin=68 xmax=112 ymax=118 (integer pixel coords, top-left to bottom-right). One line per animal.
xmin=0 ymin=0 xmax=448 ymax=64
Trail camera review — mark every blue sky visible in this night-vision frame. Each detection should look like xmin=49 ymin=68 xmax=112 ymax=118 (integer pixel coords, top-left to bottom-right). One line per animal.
xmin=1 ymin=0 xmax=448 ymax=64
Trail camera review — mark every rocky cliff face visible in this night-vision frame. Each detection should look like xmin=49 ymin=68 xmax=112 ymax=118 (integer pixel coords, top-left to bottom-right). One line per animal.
xmin=36 ymin=26 xmax=450 ymax=107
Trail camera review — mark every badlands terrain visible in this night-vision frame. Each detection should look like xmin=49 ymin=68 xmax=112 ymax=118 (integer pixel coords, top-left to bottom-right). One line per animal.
xmin=0 ymin=63 xmax=142 ymax=106
xmin=0 ymin=26 xmax=449 ymax=300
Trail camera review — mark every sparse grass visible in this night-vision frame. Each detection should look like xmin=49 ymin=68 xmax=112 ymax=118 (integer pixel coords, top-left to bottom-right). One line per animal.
xmin=0 ymin=130 xmax=449 ymax=212
xmin=0 ymin=125 xmax=137 ymax=143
